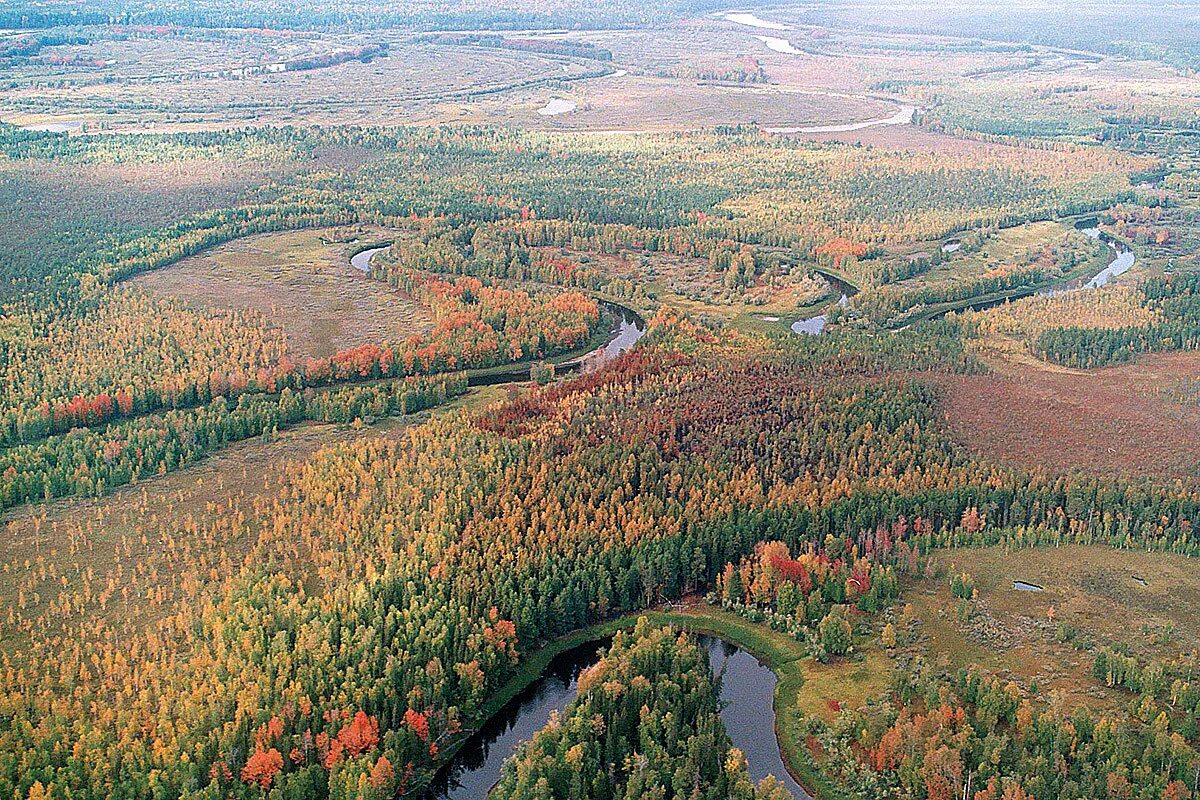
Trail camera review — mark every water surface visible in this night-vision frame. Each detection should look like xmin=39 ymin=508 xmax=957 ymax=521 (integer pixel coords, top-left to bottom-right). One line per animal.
xmin=538 ymin=98 xmax=577 ymax=116
xmin=765 ymin=105 xmax=915 ymax=135
xmin=725 ymin=12 xmax=790 ymax=30
xmin=701 ymin=635 xmax=811 ymax=798
xmin=350 ymin=244 xmax=389 ymax=273
xmin=424 ymin=631 xmax=809 ymax=799
xmin=755 ymin=35 xmax=803 ymax=54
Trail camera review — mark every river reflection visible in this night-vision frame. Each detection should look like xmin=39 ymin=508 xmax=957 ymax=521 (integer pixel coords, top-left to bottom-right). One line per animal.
xmin=422 ymin=639 xmax=608 ymax=799
xmin=423 ymin=632 xmax=808 ymax=799
xmin=701 ymin=635 xmax=811 ymax=799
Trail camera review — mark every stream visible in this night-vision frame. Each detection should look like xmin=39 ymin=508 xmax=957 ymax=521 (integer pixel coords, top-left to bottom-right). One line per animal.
xmin=348 ymin=242 xmax=647 ymax=376
xmin=790 ymin=218 xmax=1137 ymax=335
xmin=423 ymin=633 xmax=809 ymax=799
xmin=791 ymin=270 xmax=856 ymax=335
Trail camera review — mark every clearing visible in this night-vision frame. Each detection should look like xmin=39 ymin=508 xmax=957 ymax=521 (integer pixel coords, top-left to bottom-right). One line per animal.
xmin=908 ymin=544 xmax=1200 ymax=712
xmin=127 ymin=226 xmax=433 ymax=359
xmin=937 ymin=350 xmax=1200 ymax=481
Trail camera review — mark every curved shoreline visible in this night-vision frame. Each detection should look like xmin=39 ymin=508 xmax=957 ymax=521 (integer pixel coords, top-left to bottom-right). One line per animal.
xmin=421 ymin=606 xmax=818 ymax=800
xmin=792 ymin=214 xmax=1139 ymax=335
xmin=348 ymin=239 xmax=647 ymax=383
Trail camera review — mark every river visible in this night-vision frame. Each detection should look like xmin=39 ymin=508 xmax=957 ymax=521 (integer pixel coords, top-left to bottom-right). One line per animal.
xmin=791 ymin=218 xmax=1137 ymax=335
xmin=791 ymin=270 xmax=856 ymax=335
xmin=755 ymin=35 xmax=804 ymax=55
xmin=348 ymin=242 xmax=646 ymax=375
xmin=1038 ymin=220 xmax=1135 ymax=295
xmin=423 ymin=633 xmax=809 ymax=799
xmin=350 ymin=244 xmax=389 ymax=274
xmin=724 ymin=11 xmax=790 ymax=30
xmin=764 ymin=105 xmax=915 ymax=135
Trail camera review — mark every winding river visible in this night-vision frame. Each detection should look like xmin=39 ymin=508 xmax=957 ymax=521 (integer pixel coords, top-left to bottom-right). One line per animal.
xmin=1039 ymin=220 xmax=1135 ymax=295
xmin=790 ymin=218 xmax=1138 ymax=335
xmin=423 ymin=633 xmax=809 ymax=799
xmin=348 ymin=242 xmax=647 ymax=375
xmin=343 ymin=225 xmax=1127 ymax=798
xmin=791 ymin=270 xmax=856 ymax=335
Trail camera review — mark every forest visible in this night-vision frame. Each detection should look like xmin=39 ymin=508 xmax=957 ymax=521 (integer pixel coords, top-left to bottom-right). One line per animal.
xmin=2 ymin=1 xmax=1200 ymax=799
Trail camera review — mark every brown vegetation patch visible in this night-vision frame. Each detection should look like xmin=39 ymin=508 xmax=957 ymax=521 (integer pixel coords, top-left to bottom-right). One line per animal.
xmin=128 ymin=227 xmax=433 ymax=360
xmin=936 ymin=350 xmax=1200 ymax=480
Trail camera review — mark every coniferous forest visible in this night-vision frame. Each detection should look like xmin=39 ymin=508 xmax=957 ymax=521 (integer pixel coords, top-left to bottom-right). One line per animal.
xmin=2 ymin=1 xmax=1200 ymax=799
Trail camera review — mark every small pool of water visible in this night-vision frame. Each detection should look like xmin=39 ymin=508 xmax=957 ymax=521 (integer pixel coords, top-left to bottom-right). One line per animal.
xmin=755 ymin=35 xmax=803 ymax=54
xmin=1012 ymin=580 xmax=1043 ymax=592
xmin=537 ymin=98 xmax=577 ymax=116
xmin=350 ymin=244 xmax=389 ymax=273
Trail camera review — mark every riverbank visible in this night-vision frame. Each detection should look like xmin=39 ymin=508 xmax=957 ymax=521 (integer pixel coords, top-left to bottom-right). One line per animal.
xmin=423 ymin=602 xmax=886 ymax=799
xmin=889 ymin=232 xmax=1131 ymax=329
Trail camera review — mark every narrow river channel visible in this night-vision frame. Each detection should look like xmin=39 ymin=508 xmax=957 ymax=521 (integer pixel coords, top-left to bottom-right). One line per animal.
xmin=422 ymin=634 xmax=809 ymax=799
xmin=349 ymin=242 xmax=647 ymax=375
xmin=790 ymin=218 xmax=1137 ymax=335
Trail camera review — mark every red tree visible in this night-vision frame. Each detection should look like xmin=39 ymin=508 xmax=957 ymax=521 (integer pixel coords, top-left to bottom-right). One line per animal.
xmin=241 ymin=748 xmax=283 ymax=789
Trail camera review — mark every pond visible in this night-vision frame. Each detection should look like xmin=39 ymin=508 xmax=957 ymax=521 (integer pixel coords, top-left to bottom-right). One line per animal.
xmin=1012 ymin=580 xmax=1043 ymax=592
xmin=537 ymin=98 xmax=577 ymax=116
xmin=423 ymin=632 xmax=810 ymax=799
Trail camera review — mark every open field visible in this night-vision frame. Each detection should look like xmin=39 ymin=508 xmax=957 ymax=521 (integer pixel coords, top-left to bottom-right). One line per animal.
xmin=0 ymin=146 xmax=307 ymax=292
xmin=937 ymin=350 xmax=1200 ymax=480
xmin=6 ymin=8 xmax=1174 ymax=136
xmin=127 ymin=226 xmax=432 ymax=359
xmin=479 ymin=76 xmax=896 ymax=132
xmin=908 ymin=544 xmax=1200 ymax=711
xmin=4 ymin=35 xmax=605 ymax=130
